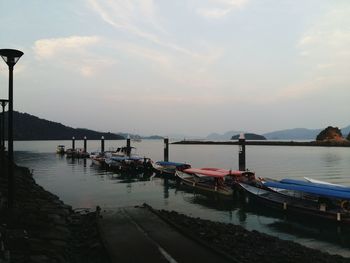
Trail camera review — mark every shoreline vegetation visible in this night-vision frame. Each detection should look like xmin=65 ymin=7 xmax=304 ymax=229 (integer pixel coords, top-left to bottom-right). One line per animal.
xmin=1 ymin=159 xmax=350 ymax=262
xmin=172 ymin=140 xmax=350 ymax=147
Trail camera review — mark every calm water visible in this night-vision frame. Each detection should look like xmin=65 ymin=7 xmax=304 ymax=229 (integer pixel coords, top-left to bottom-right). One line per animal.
xmin=14 ymin=140 xmax=350 ymax=257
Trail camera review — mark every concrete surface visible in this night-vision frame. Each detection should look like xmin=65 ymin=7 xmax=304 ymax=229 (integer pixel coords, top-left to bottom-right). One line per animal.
xmin=98 ymin=206 xmax=232 ymax=263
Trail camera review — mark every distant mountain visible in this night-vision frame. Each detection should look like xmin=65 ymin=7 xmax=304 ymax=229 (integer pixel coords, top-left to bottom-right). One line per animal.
xmin=231 ymin=133 xmax=266 ymax=140
xmin=165 ymin=133 xmax=203 ymax=140
xmin=117 ymin=133 xmax=164 ymax=140
xmin=262 ymin=128 xmax=322 ymax=140
xmin=263 ymin=126 xmax=350 ymax=140
xmin=342 ymin=125 xmax=350 ymax=137
xmin=206 ymin=130 xmax=242 ymax=140
xmin=143 ymin=135 xmax=164 ymax=140
xmin=1 ymin=111 xmax=125 ymax=140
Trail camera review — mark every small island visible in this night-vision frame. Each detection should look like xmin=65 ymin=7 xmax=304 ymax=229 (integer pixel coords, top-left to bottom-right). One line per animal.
xmin=231 ymin=133 xmax=266 ymax=140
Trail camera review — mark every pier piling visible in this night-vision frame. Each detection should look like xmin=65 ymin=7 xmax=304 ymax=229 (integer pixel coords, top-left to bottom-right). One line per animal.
xmin=101 ymin=136 xmax=105 ymax=153
xmin=0 ymin=99 xmax=7 ymax=152
xmin=72 ymin=136 xmax=75 ymax=150
xmin=238 ymin=133 xmax=246 ymax=171
xmin=126 ymin=135 xmax=131 ymax=157
xmin=83 ymin=136 xmax=87 ymax=152
xmin=164 ymin=137 xmax=169 ymax=162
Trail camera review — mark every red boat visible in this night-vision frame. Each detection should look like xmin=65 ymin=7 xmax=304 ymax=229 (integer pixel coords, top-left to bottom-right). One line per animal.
xmin=175 ymin=167 xmax=255 ymax=196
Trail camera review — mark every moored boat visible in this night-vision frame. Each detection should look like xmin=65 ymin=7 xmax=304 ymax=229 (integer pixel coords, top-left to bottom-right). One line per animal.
xmin=66 ymin=148 xmax=89 ymax=159
xmin=105 ymin=155 xmax=153 ymax=172
xmin=90 ymin=151 xmax=106 ymax=166
xmin=56 ymin=145 xmax=65 ymax=154
xmin=175 ymin=168 xmax=254 ymax=196
xmin=152 ymin=161 xmax=191 ymax=175
xmin=239 ymin=178 xmax=350 ymax=223
xmin=304 ymin=177 xmax=346 ymax=187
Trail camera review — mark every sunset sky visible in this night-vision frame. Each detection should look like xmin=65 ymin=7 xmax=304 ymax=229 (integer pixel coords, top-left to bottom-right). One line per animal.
xmin=0 ymin=0 xmax=349 ymax=136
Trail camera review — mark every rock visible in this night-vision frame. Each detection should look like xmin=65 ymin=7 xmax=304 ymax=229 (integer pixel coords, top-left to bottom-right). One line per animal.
xmin=316 ymin=126 xmax=344 ymax=141
xmin=231 ymin=133 xmax=266 ymax=140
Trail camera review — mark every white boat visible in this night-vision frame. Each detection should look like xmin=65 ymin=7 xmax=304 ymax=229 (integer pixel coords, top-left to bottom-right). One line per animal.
xmin=304 ymin=177 xmax=346 ymax=187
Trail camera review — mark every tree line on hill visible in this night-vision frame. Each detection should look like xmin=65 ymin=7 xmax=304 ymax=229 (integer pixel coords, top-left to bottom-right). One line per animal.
xmin=0 ymin=111 xmax=125 ymax=140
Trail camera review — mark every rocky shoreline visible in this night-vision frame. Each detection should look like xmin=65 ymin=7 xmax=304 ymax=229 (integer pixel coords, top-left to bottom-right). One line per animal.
xmin=1 ymin=158 xmax=350 ymax=262
xmin=0 ymin=159 xmax=109 ymax=263
xmin=153 ymin=208 xmax=350 ymax=263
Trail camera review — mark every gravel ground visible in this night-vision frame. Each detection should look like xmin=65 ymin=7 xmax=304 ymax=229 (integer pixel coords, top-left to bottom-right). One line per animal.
xmin=155 ymin=208 xmax=350 ymax=263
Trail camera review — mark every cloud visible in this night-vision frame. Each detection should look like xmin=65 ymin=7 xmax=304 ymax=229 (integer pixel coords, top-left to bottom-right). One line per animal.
xmin=33 ymin=36 xmax=115 ymax=77
xmin=297 ymin=6 xmax=350 ymax=66
xmin=34 ymin=36 xmax=100 ymax=59
xmin=87 ymin=0 xmax=207 ymax=58
xmin=264 ymin=4 xmax=350 ymax=104
xmin=196 ymin=0 xmax=248 ymax=19
xmin=86 ymin=0 xmax=224 ymax=85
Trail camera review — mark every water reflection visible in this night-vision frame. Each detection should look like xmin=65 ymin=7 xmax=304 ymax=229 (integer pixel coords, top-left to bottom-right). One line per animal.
xmin=106 ymin=171 xmax=153 ymax=183
xmin=13 ymin=142 xmax=350 ymax=257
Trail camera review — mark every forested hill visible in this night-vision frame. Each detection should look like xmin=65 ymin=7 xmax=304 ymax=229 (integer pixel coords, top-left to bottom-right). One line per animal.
xmin=1 ymin=111 xmax=125 ymax=140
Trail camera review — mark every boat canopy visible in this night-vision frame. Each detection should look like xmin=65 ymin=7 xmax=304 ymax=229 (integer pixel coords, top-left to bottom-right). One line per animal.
xmin=156 ymin=161 xmax=187 ymax=167
xmin=263 ymin=180 xmax=350 ymax=200
xmin=200 ymin=168 xmax=254 ymax=177
xmin=184 ymin=168 xmax=228 ymax=178
xmin=280 ymin=179 xmax=350 ymax=193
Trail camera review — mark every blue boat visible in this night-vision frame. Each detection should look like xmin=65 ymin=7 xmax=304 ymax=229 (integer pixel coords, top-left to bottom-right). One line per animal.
xmin=263 ymin=179 xmax=350 ymax=200
xmin=239 ymin=182 xmax=350 ymax=224
xmin=280 ymin=179 xmax=350 ymax=193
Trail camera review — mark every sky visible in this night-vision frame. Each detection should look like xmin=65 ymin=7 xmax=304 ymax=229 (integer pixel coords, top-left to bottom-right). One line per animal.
xmin=0 ymin=0 xmax=349 ymax=137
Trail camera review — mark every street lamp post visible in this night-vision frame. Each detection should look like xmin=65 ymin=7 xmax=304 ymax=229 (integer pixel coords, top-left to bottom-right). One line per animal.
xmin=0 ymin=99 xmax=8 ymax=152
xmin=0 ymin=49 xmax=23 ymax=208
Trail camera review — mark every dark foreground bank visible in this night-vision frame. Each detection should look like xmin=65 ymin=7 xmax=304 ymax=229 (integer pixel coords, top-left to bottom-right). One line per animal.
xmin=0 ymin=159 xmax=109 ymax=263
xmin=1 ymin=158 xmax=350 ymax=263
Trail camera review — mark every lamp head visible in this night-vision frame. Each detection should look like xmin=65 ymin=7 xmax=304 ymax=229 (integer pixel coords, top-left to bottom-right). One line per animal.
xmin=0 ymin=49 xmax=23 ymax=67
xmin=0 ymin=99 xmax=8 ymax=107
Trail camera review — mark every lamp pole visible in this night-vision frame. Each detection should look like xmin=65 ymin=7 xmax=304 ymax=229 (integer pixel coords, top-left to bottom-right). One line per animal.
xmin=0 ymin=49 xmax=23 ymax=208
xmin=0 ymin=99 xmax=8 ymax=152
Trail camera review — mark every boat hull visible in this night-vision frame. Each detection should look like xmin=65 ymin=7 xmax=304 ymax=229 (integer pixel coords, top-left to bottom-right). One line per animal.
xmin=175 ymin=170 xmax=233 ymax=196
xmin=239 ymin=183 xmax=350 ymax=224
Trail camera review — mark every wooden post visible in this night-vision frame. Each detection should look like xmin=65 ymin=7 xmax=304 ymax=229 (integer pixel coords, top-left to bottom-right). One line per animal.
xmin=72 ymin=136 xmax=75 ymax=150
xmin=83 ymin=136 xmax=87 ymax=152
xmin=126 ymin=135 xmax=131 ymax=157
xmin=164 ymin=137 xmax=169 ymax=162
xmin=101 ymin=136 xmax=105 ymax=153
xmin=238 ymin=133 xmax=246 ymax=171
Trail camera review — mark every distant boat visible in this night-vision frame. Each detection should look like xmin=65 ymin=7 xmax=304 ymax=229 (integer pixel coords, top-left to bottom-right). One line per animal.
xmin=152 ymin=161 xmax=191 ymax=175
xmin=56 ymin=145 xmax=65 ymax=154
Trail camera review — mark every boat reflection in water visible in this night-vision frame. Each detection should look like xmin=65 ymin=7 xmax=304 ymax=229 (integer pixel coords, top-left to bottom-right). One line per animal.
xmin=13 ymin=141 xmax=350 ymax=258
xmin=107 ymin=170 xmax=154 ymax=183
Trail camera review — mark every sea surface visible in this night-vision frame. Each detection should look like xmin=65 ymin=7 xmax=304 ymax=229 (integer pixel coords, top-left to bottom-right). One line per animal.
xmin=13 ymin=139 xmax=350 ymax=257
